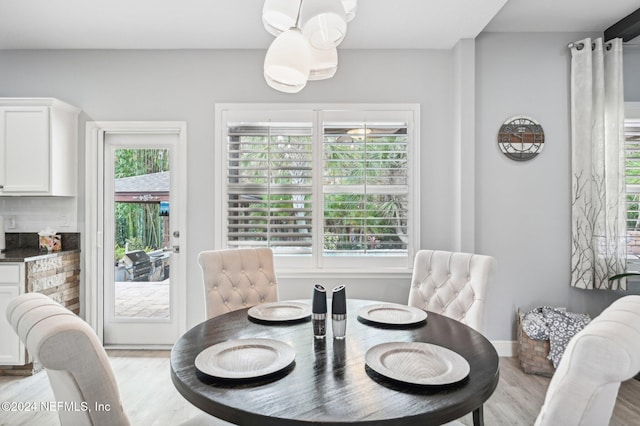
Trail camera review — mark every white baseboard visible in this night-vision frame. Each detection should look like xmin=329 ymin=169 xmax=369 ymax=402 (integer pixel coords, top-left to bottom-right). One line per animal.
xmin=491 ymin=340 xmax=517 ymax=357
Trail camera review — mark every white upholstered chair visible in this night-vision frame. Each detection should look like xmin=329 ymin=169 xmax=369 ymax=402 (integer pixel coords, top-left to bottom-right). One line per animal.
xmin=534 ymin=295 xmax=640 ymax=426
xmin=198 ymin=248 xmax=279 ymax=319
xmin=6 ymin=293 xmax=233 ymax=426
xmin=408 ymin=249 xmax=496 ymax=333
xmin=6 ymin=292 xmax=130 ymax=426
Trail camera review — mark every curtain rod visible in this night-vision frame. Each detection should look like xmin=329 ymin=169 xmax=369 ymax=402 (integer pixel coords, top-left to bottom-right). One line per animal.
xmin=567 ymin=41 xmax=614 ymax=51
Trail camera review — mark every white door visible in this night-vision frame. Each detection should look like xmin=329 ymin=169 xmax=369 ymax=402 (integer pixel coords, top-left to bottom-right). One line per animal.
xmin=87 ymin=122 xmax=187 ymax=347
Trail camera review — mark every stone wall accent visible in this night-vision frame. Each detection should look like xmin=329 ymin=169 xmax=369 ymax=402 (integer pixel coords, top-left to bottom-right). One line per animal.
xmin=0 ymin=360 xmax=42 ymax=376
xmin=27 ymin=251 xmax=80 ymax=314
xmin=1 ymin=251 xmax=80 ymax=376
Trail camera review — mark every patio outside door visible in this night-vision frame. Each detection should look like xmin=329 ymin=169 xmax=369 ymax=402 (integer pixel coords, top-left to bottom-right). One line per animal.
xmin=99 ymin=126 xmax=186 ymax=346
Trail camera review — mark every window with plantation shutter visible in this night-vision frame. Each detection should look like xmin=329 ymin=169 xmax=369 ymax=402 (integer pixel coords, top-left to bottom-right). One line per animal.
xmin=226 ymin=121 xmax=313 ymax=252
xmin=217 ymin=104 xmax=419 ymax=271
xmin=625 ymin=113 xmax=640 ymax=261
xmin=323 ymin=121 xmax=408 ymax=256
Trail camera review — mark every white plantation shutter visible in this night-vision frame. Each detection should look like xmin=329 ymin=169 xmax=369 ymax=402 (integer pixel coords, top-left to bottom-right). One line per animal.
xmin=322 ymin=120 xmax=409 ymax=255
xmin=218 ymin=104 xmax=419 ymax=270
xmin=625 ymin=118 xmax=640 ymax=256
xmin=226 ymin=121 xmax=313 ymax=252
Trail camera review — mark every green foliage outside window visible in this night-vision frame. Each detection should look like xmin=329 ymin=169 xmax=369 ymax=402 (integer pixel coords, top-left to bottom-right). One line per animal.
xmin=626 ymin=150 xmax=640 ymax=229
xmin=114 ymin=149 xmax=169 ymax=259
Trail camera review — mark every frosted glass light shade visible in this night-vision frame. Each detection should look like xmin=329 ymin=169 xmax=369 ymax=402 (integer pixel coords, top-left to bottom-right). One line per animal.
xmin=342 ymin=0 xmax=358 ymax=22
xmin=262 ymin=0 xmax=300 ymax=36
xmin=264 ymin=74 xmax=306 ymax=93
xmin=301 ymin=0 xmax=347 ymax=49
xmin=309 ymin=46 xmax=338 ymax=80
xmin=264 ymin=28 xmax=311 ymax=93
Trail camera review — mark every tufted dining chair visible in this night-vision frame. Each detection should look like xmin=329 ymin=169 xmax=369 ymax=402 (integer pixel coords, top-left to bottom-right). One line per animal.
xmin=534 ymin=295 xmax=640 ymax=425
xmin=198 ymin=248 xmax=279 ymax=319
xmin=6 ymin=293 xmax=234 ymax=426
xmin=6 ymin=292 xmax=131 ymax=426
xmin=408 ymin=249 xmax=496 ymax=334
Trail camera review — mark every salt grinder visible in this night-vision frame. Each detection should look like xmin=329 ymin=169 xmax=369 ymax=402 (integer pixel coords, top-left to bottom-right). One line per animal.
xmin=312 ymin=284 xmax=327 ymax=339
xmin=331 ymin=285 xmax=347 ymax=339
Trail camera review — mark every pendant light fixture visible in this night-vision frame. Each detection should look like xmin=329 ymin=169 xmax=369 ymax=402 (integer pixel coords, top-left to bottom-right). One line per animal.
xmin=342 ymin=0 xmax=358 ymax=22
xmin=262 ymin=0 xmax=299 ymax=37
xmin=308 ymin=45 xmax=338 ymax=81
xmin=262 ymin=0 xmax=357 ymax=93
xmin=263 ymin=0 xmax=357 ymax=37
xmin=264 ymin=27 xmax=311 ymax=93
xmin=300 ymin=0 xmax=347 ymax=50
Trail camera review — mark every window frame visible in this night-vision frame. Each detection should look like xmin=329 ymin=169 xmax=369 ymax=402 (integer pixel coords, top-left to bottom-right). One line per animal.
xmin=215 ymin=104 xmax=420 ymax=274
xmin=626 ymin=102 xmax=640 ymax=267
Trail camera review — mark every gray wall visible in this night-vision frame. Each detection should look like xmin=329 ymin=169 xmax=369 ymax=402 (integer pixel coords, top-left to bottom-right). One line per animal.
xmin=476 ymin=32 xmax=640 ymax=340
xmin=0 ymin=48 xmax=457 ymax=333
xmin=0 ymin=34 xmax=637 ymax=342
xmin=625 ymin=46 xmax=640 ymax=101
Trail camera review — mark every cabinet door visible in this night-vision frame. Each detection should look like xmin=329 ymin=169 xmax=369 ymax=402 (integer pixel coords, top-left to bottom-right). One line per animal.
xmin=0 ymin=285 xmax=24 ymax=365
xmin=0 ymin=106 xmax=50 ymax=193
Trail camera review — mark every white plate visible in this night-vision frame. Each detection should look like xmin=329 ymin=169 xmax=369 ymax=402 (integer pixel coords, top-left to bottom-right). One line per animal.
xmin=248 ymin=301 xmax=311 ymax=322
xmin=195 ymin=338 xmax=296 ymax=379
xmin=365 ymin=342 xmax=470 ymax=386
xmin=358 ymin=303 xmax=427 ymax=325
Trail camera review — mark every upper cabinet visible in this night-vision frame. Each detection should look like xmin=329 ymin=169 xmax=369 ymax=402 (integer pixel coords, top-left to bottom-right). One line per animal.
xmin=0 ymin=98 xmax=80 ymax=196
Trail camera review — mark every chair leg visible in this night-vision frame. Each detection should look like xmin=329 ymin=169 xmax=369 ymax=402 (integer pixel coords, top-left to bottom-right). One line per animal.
xmin=473 ymin=405 xmax=484 ymax=426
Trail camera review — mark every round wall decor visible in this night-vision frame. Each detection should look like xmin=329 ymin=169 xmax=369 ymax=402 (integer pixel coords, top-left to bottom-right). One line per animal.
xmin=497 ymin=116 xmax=544 ymax=161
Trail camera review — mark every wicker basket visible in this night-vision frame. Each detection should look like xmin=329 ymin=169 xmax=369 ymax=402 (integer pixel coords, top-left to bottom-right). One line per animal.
xmin=517 ymin=310 xmax=555 ymax=377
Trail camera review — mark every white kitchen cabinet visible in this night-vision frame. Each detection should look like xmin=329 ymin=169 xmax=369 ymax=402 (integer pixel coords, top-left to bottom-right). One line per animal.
xmin=0 ymin=98 xmax=80 ymax=196
xmin=0 ymin=263 xmax=25 ymax=365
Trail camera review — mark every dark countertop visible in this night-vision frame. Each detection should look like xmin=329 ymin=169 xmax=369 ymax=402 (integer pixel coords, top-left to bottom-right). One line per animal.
xmin=0 ymin=232 xmax=80 ymax=262
xmin=0 ymin=248 xmax=80 ymax=262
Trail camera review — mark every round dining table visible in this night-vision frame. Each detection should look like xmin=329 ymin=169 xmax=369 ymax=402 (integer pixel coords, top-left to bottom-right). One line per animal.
xmin=170 ymin=299 xmax=499 ymax=426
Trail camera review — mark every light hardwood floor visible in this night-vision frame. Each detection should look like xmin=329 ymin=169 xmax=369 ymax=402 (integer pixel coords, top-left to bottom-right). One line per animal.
xmin=0 ymin=352 xmax=639 ymax=425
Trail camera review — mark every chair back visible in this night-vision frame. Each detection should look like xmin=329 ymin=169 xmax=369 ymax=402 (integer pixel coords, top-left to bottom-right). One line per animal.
xmin=198 ymin=248 xmax=279 ymax=319
xmin=408 ymin=249 xmax=495 ymax=333
xmin=534 ymin=295 xmax=640 ymax=426
xmin=6 ymin=292 xmax=130 ymax=426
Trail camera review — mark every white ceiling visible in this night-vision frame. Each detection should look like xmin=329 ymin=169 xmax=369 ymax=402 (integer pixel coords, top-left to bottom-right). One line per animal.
xmin=0 ymin=0 xmax=638 ymax=50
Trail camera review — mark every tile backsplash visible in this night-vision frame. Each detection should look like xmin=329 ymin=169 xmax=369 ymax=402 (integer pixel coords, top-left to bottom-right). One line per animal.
xmin=0 ymin=197 xmax=78 ymax=232
xmin=5 ymin=232 xmax=80 ymax=250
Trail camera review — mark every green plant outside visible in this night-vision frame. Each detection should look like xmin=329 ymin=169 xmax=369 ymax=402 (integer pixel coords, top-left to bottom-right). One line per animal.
xmin=114 ymin=148 xmax=169 ymax=260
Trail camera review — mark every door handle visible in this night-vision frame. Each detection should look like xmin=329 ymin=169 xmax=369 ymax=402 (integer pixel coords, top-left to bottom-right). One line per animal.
xmin=163 ymin=245 xmax=180 ymax=254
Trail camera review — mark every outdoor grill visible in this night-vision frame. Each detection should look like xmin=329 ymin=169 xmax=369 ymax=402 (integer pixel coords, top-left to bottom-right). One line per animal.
xmin=123 ymin=250 xmax=154 ymax=281
xmin=122 ymin=250 xmax=169 ymax=281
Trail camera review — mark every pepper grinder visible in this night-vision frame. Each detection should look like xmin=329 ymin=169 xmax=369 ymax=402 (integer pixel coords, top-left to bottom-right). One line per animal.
xmin=331 ymin=285 xmax=347 ymax=339
xmin=312 ymin=284 xmax=327 ymax=339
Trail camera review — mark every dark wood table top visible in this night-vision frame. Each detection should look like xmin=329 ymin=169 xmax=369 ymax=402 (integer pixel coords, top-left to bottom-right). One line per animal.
xmin=170 ymin=299 xmax=499 ymax=425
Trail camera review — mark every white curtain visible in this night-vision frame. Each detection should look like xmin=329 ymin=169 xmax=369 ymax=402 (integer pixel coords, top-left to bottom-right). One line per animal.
xmin=570 ymin=37 xmax=626 ymax=290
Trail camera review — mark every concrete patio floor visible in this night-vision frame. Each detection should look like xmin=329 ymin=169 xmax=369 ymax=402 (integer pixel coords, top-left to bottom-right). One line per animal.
xmin=114 ymin=279 xmax=170 ymax=319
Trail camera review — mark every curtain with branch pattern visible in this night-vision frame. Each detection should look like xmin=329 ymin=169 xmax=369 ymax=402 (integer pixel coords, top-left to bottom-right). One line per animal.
xmin=571 ymin=37 xmax=626 ymax=290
